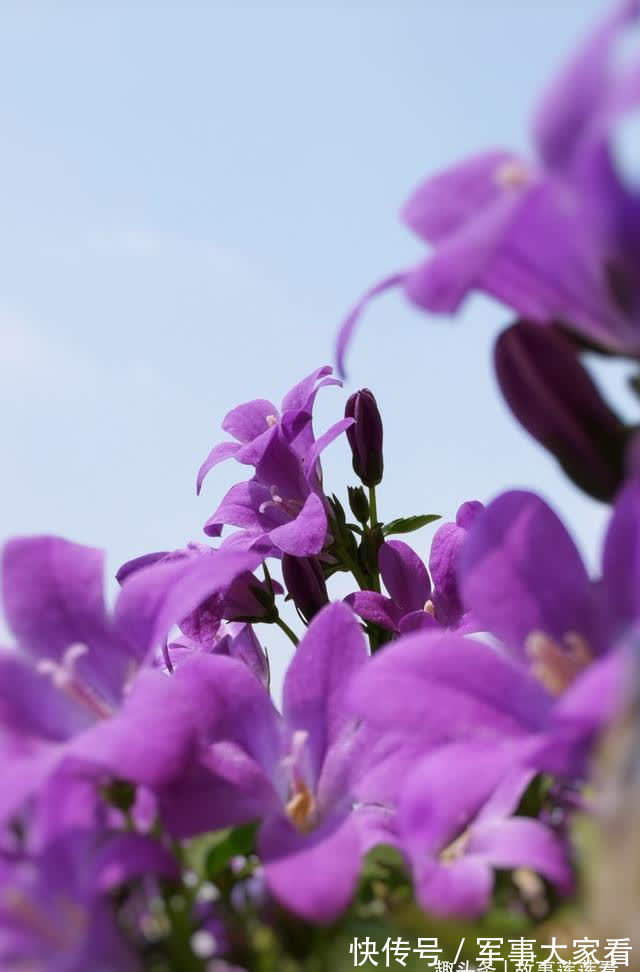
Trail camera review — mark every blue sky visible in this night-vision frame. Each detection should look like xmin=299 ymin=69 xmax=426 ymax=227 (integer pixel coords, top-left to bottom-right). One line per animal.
xmin=1 ymin=1 xmax=635 ymax=686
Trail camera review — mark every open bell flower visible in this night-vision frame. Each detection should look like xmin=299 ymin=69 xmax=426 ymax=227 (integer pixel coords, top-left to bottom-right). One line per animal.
xmin=197 ymin=366 xmax=353 ymax=558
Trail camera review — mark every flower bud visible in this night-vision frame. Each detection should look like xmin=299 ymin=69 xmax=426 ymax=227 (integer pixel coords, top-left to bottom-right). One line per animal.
xmin=495 ymin=320 xmax=630 ymax=502
xmin=347 ymin=485 xmax=370 ymax=525
xmin=344 ymin=388 xmax=384 ymax=487
xmin=281 ymin=555 xmax=328 ymax=624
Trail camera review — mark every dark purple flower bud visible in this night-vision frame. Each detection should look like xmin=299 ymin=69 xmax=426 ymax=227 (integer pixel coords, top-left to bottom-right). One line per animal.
xmin=344 ymin=388 xmax=384 ymax=487
xmin=495 ymin=320 xmax=630 ymax=502
xmin=281 ymin=554 xmax=328 ymax=624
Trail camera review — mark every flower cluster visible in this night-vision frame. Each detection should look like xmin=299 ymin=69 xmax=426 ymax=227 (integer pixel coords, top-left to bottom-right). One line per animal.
xmin=2 ymin=3 xmax=639 ymax=969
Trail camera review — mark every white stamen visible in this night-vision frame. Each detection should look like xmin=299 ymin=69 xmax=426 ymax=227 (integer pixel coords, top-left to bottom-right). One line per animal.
xmin=266 ymin=414 xmax=278 ymax=428
xmin=36 ymin=642 xmax=112 ymax=720
xmin=423 ymin=599 xmax=435 ymax=616
xmin=36 ymin=642 xmax=88 ymax=688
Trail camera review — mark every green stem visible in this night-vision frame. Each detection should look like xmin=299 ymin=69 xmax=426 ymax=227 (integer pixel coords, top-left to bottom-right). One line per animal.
xmin=368 ymin=484 xmax=378 ymax=527
xmin=368 ymin=485 xmax=381 ymax=594
xmin=275 ymin=614 xmax=299 ymax=646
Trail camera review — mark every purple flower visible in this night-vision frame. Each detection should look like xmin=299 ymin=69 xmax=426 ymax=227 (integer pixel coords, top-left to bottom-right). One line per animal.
xmin=197 ymin=366 xmax=354 ymax=557
xmin=397 ymin=743 xmax=572 ymax=917
xmin=336 ymin=0 xmax=640 ymax=374
xmin=0 ymin=535 xmax=265 ymax=821
xmin=346 ymin=501 xmax=483 ymax=634
xmin=348 ymin=481 xmax=637 ymax=781
xmin=0 ymin=826 xmax=177 ymax=971
xmin=495 ymin=320 xmax=631 ymax=502
xmin=117 ymin=542 xmax=274 ymax=682
xmin=458 ymin=485 xmax=640 ymax=677
xmin=130 ymin=604 xmax=407 ymax=923
xmin=281 ymin=554 xmax=329 ymax=623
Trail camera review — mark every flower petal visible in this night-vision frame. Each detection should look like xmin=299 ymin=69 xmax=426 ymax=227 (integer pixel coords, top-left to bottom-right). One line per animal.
xmin=260 ymin=810 xmax=362 ymax=923
xmin=196 ymin=441 xmax=241 ymax=495
xmin=2 ymin=536 xmax=108 ymax=663
xmin=269 ymin=493 xmax=327 ymax=556
xmin=532 ymin=0 xmax=640 ymax=173
xmin=414 ymin=855 xmax=493 ymax=919
xmin=348 ymin=630 xmax=552 ymax=743
xmin=114 ymin=547 xmax=262 ymax=662
xmin=156 ymin=742 xmax=278 ymax=838
xmin=1 ymin=535 xmax=132 ymax=702
xmin=601 ymin=476 xmax=640 ymax=638
xmin=402 ymin=150 xmax=519 ymax=244
xmin=460 ymin=490 xmax=599 ymax=657
xmin=222 ymin=399 xmax=279 ymax=443
xmin=397 ymin=741 xmax=526 ymax=855
xmin=468 ymin=817 xmax=573 ymax=894
xmin=283 ymin=603 xmax=367 ymax=783
xmin=379 ymin=540 xmax=431 ymax=615
xmin=344 ymin=591 xmax=401 ymax=631
xmin=335 ymin=272 xmax=406 ymax=378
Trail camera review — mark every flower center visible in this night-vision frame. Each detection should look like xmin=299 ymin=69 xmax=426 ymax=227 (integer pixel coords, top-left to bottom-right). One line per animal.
xmin=440 ymin=828 xmax=471 ymax=864
xmin=423 ymin=599 xmax=435 ymax=616
xmin=266 ymin=414 xmax=279 ymax=428
xmin=285 ymin=781 xmax=317 ymax=834
xmin=495 ymin=159 xmax=530 ymax=189
xmin=525 ymin=630 xmax=592 ymax=696
xmin=37 ymin=643 xmax=113 ymax=721
xmin=258 ymin=484 xmax=304 ymax=518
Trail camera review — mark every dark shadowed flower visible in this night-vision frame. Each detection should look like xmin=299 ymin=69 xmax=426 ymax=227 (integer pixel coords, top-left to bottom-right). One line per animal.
xmin=336 ymin=0 xmax=640 ymax=375
xmin=281 ymin=554 xmax=329 ymax=623
xmin=197 ymin=367 xmax=353 ymax=558
xmin=495 ymin=320 xmax=632 ymax=502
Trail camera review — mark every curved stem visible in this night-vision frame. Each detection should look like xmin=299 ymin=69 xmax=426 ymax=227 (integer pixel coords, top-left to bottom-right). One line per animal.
xmin=274 ymin=614 xmax=299 ymax=646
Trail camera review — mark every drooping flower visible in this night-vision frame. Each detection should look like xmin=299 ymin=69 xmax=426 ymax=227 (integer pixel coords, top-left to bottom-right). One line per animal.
xmin=197 ymin=366 xmax=353 ymax=558
xmin=494 ymin=320 xmax=632 ymax=502
xmin=336 ymin=0 xmax=640 ymax=374
xmin=281 ymin=554 xmax=329 ymax=624
xmin=346 ymin=501 xmax=483 ymax=634
xmin=396 ymin=743 xmax=572 ymax=918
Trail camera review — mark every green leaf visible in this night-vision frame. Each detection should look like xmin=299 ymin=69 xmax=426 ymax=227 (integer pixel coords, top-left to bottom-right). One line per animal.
xmin=382 ymin=514 xmax=441 ymax=536
xmin=205 ymin=822 xmax=258 ymax=878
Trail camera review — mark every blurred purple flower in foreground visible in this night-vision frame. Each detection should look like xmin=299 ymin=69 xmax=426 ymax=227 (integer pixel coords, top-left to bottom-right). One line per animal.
xmin=336 ymin=0 xmax=640 ymax=374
